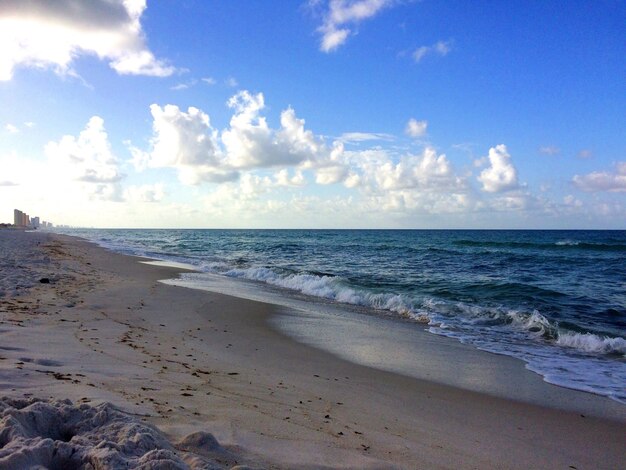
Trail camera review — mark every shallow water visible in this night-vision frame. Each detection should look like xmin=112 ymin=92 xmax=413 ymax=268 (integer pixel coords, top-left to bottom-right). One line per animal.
xmin=59 ymin=228 xmax=626 ymax=403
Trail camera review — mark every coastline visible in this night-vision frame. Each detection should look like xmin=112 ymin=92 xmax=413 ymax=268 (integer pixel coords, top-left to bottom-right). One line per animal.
xmin=1 ymin=231 xmax=624 ymax=469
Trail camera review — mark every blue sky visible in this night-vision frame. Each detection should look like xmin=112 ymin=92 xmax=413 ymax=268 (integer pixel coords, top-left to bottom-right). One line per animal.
xmin=0 ymin=0 xmax=624 ymax=228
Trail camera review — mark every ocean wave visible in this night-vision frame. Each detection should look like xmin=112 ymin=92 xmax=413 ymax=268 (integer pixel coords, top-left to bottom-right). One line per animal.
xmin=217 ymin=266 xmax=626 ymax=360
xmin=555 ymin=239 xmax=580 ymax=246
xmin=506 ymin=310 xmax=558 ymax=338
xmin=454 ymin=239 xmax=626 ymax=252
xmin=556 ymin=331 xmax=626 ymax=356
xmin=223 ymin=266 xmax=418 ymax=317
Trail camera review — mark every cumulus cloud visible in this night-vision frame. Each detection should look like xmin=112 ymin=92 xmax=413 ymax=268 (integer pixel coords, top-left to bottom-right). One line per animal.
xmin=135 ymin=91 xmax=332 ymax=185
xmin=312 ymin=0 xmax=395 ymax=52
xmin=315 ymin=146 xmax=475 ymax=215
xmin=223 ymin=91 xmax=327 ymax=169
xmin=356 ymin=147 xmax=463 ymax=192
xmin=315 ymin=165 xmax=349 ymax=185
xmin=0 ymin=0 xmax=174 ymax=80
xmin=46 ymin=116 xmax=123 ymax=187
xmin=44 ymin=117 xmax=125 ymax=201
xmin=275 ymin=169 xmax=306 ymax=187
xmin=405 ymin=118 xmax=427 ymax=137
xmin=477 ymin=144 xmax=519 ymax=193
xmin=138 ymin=104 xmax=237 ymax=185
xmin=572 ymin=162 xmax=626 ymax=193
xmin=412 ymin=40 xmax=452 ymax=63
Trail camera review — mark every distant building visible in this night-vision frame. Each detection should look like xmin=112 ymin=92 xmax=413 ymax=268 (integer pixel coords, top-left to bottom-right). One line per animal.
xmin=12 ymin=209 xmax=51 ymax=228
xmin=14 ymin=209 xmax=29 ymax=227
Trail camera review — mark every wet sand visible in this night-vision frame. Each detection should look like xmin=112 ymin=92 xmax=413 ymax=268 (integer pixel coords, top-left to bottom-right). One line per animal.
xmin=1 ymin=230 xmax=624 ymax=469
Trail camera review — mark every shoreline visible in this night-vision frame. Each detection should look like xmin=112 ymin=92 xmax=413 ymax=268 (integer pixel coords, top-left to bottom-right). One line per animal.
xmin=1 ymin=231 xmax=625 ymax=469
xmin=165 ymin=268 xmax=626 ymax=417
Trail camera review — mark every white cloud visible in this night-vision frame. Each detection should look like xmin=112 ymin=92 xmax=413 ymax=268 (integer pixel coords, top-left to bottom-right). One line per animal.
xmin=315 ymin=165 xmax=349 ymax=185
xmin=0 ymin=0 xmax=174 ymax=80
xmin=312 ymin=146 xmax=475 ymax=216
xmin=222 ymin=91 xmax=329 ymax=169
xmin=134 ymin=91 xmax=336 ymax=186
xmin=275 ymin=169 xmax=306 ymax=187
xmin=539 ymin=145 xmax=560 ymax=156
xmin=202 ymin=77 xmax=216 ymax=85
xmin=405 ymin=118 xmax=427 ymax=137
xmin=563 ymin=194 xmax=582 ymax=208
xmin=142 ymin=104 xmax=236 ymax=185
xmin=477 ymin=144 xmax=519 ymax=193
xmin=225 ymin=77 xmax=238 ymax=87
xmin=572 ymin=162 xmax=626 ymax=193
xmin=343 ymin=172 xmax=361 ymax=188
xmin=5 ymin=123 xmax=19 ymax=134
xmin=313 ymin=0 xmax=396 ymax=52
xmin=356 ymin=147 xmax=463 ymax=192
xmin=46 ymin=116 xmax=122 ymax=183
xmin=413 ymin=40 xmax=452 ymax=63
xmin=124 ymin=183 xmax=165 ymax=203
xmin=577 ymin=149 xmax=592 ymax=159
xmin=171 ymin=79 xmax=197 ymax=91
xmin=486 ymin=191 xmax=533 ymax=212
xmin=45 ymin=116 xmax=124 ymax=201
xmin=339 ymin=132 xmax=393 ymax=143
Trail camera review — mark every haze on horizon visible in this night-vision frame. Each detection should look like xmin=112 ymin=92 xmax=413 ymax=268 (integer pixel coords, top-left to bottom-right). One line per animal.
xmin=0 ymin=0 xmax=624 ymax=229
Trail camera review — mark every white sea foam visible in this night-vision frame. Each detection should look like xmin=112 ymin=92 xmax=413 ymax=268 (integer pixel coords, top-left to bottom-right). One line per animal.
xmin=555 ymin=239 xmax=580 ymax=246
xmin=224 ymin=267 xmax=419 ymax=319
xmin=556 ymin=331 xmax=626 ymax=356
xmin=506 ymin=310 xmax=556 ymax=338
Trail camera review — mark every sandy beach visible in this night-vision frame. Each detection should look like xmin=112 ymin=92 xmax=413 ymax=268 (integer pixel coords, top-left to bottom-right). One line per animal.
xmin=1 ymin=230 xmax=624 ymax=469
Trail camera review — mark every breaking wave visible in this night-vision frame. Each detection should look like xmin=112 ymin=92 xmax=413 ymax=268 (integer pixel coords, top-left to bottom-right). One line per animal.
xmin=556 ymin=331 xmax=626 ymax=355
xmin=218 ymin=266 xmax=626 ymax=358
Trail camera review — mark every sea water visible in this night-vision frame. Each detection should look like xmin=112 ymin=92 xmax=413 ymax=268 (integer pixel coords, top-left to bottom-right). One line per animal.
xmin=59 ymin=229 xmax=626 ymax=403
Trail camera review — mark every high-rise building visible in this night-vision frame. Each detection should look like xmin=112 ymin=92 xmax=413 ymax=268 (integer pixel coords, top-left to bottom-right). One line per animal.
xmin=13 ymin=209 xmax=29 ymax=227
xmin=12 ymin=209 xmax=36 ymax=227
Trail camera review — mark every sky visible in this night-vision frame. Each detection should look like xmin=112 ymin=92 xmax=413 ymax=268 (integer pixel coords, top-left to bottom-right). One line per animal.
xmin=0 ymin=0 xmax=624 ymax=229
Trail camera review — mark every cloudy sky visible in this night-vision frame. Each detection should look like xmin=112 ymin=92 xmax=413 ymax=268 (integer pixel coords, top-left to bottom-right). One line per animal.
xmin=0 ymin=0 xmax=624 ymax=228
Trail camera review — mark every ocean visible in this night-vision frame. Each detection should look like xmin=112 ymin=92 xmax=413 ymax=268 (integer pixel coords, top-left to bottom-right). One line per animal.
xmin=59 ymin=229 xmax=626 ymax=403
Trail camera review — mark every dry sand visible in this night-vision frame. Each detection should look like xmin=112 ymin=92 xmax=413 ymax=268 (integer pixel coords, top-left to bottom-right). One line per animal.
xmin=0 ymin=230 xmax=624 ymax=469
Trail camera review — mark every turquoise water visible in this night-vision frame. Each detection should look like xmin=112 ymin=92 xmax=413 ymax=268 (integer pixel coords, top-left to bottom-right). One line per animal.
xmin=61 ymin=229 xmax=626 ymax=402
